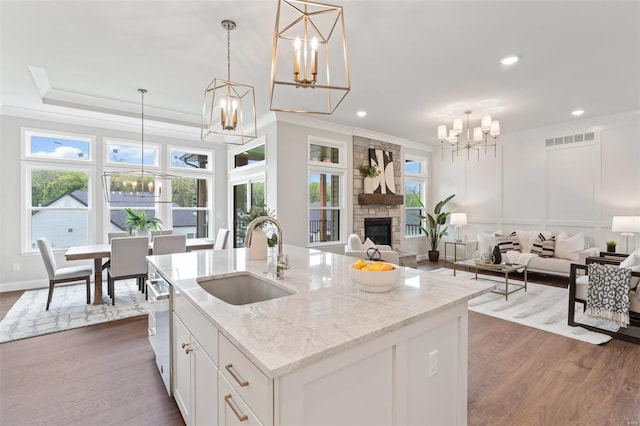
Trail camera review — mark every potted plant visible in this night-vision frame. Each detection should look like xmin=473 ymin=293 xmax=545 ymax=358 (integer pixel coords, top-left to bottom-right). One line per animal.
xmin=358 ymin=163 xmax=381 ymax=193
xmin=415 ymin=193 xmax=456 ymax=262
xmin=606 ymin=240 xmax=617 ymax=253
xmin=124 ymin=207 xmax=162 ymax=237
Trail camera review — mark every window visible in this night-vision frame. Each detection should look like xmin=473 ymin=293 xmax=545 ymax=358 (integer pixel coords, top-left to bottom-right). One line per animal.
xmin=307 ymin=138 xmax=346 ymax=245
xmin=404 ymin=155 xmax=428 ymax=237
xmin=232 ymin=179 xmax=265 ymax=248
xmin=169 ymin=147 xmax=212 ymax=171
xmin=106 ymin=139 xmax=159 ymax=167
xmin=309 ymin=170 xmax=342 ymax=243
xmin=233 ymin=144 xmax=265 ymax=169
xmin=27 ymin=166 xmax=91 ymax=249
xmin=22 ymin=129 xmax=95 ymax=251
xmin=172 ymin=176 xmax=211 ymax=239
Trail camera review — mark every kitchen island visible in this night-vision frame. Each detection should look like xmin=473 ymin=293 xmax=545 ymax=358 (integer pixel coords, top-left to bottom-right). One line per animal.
xmin=147 ymin=244 xmax=493 ymax=426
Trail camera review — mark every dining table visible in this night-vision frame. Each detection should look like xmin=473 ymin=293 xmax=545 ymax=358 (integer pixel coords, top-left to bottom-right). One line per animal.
xmin=64 ymin=237 xmax=214 ymax=304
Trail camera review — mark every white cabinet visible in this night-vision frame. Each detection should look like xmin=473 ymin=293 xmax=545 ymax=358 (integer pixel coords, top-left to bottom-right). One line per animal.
xmin=173 ymin=289 xmax=219 ymax=426
xmin=219 ymin=372 xmax=264 ymax=426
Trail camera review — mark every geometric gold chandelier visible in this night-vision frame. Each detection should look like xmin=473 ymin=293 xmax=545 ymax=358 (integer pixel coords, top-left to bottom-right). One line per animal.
xmin=269 ymin=0 xmax=350 ymax=114
xmin=438 ymin=110 xmax=501 ymax=161
xmin=201 ymin=20 xmax=257 ymax=145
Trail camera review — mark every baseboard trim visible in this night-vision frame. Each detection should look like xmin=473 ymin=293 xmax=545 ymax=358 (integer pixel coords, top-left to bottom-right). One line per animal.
xmin=1 ymin=279 xmax=49 ymax=293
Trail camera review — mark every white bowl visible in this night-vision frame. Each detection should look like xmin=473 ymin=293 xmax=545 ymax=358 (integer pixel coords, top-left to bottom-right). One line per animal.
xmin=349 ymin=262 xmax=400 ymax=293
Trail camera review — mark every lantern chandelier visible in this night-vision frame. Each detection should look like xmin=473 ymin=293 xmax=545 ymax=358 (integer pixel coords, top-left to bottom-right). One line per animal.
xmin=438 ymin=110 xmax=501 ymax=161
xmin=201 ymin=20 xmax=257 ymax=145
xmin=102 ymin=89 xmax=180 ymax=204
xmin=269 ymin=0 xmax=350 ymax=114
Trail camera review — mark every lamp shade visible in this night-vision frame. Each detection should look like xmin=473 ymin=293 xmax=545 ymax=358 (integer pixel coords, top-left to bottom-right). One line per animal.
xmin=450 ymin=213 xmax=467 ymax=226
xmin=612 ymin=216 xmax=640 ymax=233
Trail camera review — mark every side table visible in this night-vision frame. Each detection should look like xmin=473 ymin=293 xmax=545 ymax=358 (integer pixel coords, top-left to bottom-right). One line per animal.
xmin=444 ymin=241 xmax=476 ymax=268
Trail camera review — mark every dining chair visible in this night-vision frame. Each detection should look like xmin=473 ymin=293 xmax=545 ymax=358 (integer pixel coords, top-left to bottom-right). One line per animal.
xmin=108 ymin=236 xmax=149 ymax=305
xmin=152 ymin=234 xmax=187 ymax=255
xmin=151 ymin=229 xmax=173 ymax=241
xmin=214 ymin=228 xmax=230 ymax=250
xmin=107 ymin=232 xmax=129 ymax=242
xmin=37 ymin=237 xmax=93 ymax=310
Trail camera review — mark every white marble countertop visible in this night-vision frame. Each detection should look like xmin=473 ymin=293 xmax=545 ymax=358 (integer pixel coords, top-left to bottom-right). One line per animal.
xmin=147 ymin=244 xmax=493 ymax=379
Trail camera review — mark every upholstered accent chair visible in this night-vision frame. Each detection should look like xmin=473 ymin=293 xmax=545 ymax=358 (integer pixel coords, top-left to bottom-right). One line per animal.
xmin=569 ymin=251 xmax=640 ymax=344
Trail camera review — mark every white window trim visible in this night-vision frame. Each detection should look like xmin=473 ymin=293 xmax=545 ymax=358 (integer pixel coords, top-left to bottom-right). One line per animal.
xmin=22 ymin=163 xmax=95 ymax=252
xmin=167 ymin=145 xmax=214 ymax=172
xmin=307 ymin=136 xmax=347 ymax=168
xmin=22 ymin=127 xmax=95 ymax=164
xmin=167 ymin=172 xmax=214 ymax=237
xmin=104 ymin=137 xmax=161 ymax=169
xmin=403 ymin=153 xmax=429 ymax=239
xmin=307 ymin=165 xmax=345 ymax=247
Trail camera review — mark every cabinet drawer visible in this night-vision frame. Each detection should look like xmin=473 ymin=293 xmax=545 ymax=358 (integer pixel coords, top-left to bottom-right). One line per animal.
xmin=219 ymin=372 xmax=263 ymax=426
xmin=219 ymin=334 xmax=272 ymax=426
xmin=174 ymin=289 xmax=219 ymax=366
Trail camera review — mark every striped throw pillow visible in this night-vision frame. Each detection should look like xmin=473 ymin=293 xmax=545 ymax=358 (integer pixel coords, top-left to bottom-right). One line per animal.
xmin=508 ymin=231 xmax=521 ymax=252
xmin=495 ymin=237 xmax=513 ymax=253
xmin=531 ymin=233 xmax=555 ymax=257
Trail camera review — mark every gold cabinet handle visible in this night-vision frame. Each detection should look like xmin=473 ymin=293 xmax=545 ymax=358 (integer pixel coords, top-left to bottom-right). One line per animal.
xmin=181 ymin=342 xmax=193 ymax=354
xmin=224 ymin=394 xmax=248 ymax=422
xmin=225 ymin=363 xmax=249 ymax=387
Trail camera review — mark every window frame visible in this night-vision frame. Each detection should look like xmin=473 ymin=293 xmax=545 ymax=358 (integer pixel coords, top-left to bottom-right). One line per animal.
xmin=167 ymin=145 xmax=213 ymax=172
xmin=307 ymin=137 xmax=347 ymax=247
xmin=168 ymin=170 xmax=214 ymax=239
xmin=22 ymin=128 xmax=95 ymax=164
xmin=104 ymin=137 xmax=161 ymax=169
xmin=22 ymin=162 xmax=94 ymax=252
xmin=403 ymin=154 xmax=429 ymax=239
xmin=227 ymin=136 xmax=266 ymax=174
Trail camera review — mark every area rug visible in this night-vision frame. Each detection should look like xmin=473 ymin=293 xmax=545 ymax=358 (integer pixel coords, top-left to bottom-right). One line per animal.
xmin=429 ymin=268 xmax=616 ymax=344
xmin=0 ymin=280 xmax=148 ymax=343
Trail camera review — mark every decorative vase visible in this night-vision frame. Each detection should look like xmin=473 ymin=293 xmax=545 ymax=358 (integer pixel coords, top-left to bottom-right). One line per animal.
xmin=246 ymin=227 xmax=268 ymax=260
xmin=492 ymin=245 xmax=502 ymax=264
xmin=428 ymin=250 xmax=440 ymax=262
xmin=607 ymin=245 xmax=616 ymax=253
xmin=135 ymin=228 xmax=150 ymax=240
xmin=363 ymin=177 xmax=376 ymax=194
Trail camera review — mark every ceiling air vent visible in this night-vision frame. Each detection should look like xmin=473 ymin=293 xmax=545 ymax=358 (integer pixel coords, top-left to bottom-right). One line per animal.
xmin=545 ymin=131 xmax=596 ymax=148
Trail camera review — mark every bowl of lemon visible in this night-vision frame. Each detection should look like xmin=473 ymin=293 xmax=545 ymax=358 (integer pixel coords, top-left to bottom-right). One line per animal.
xmin=349 ymin=259 xmax=400 ymax=293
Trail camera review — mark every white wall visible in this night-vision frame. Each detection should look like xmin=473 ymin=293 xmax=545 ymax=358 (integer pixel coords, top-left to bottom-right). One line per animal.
xmin=274 ymin=120 xmax=353 ymax=248
xmin=0 ymin=114 xmax=228 ymax=291
xmin=432 ymin=111 xmax=640 ymax=252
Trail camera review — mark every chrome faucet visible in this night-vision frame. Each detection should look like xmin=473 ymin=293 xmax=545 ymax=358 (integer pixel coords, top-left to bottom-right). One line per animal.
xmin=243 ymin=216 xmax=289 ymax=279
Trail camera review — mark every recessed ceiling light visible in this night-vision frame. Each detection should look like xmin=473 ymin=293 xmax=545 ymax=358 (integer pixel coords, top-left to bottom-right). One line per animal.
xmin=500 ymin=55 xmax=520 ymax=65
xmin=356 ymin=111 xmax=367 ymax=118
xmin=572 ymin=109 xmax=585 ymax=116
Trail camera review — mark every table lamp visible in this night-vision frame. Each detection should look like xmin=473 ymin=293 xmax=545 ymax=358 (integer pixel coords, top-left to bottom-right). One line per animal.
xmin=450 ymin=213 xmax=467 ymax=242
xmin=611 ymin=216 xmax=640 ymax=253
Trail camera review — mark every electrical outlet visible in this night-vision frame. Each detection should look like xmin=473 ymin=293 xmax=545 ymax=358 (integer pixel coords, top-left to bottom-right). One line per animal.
xmin=13 ymin=263 xmax=20 ymax=271
xmin=428 ymin=349 xmax=438 ymax=377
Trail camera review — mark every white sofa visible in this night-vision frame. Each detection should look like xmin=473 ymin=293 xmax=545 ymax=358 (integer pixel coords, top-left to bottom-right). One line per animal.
xmin=344 ymin=234 xmax=400 ymax=264
xmin=474 ymin=230 xmax=600 ymax=277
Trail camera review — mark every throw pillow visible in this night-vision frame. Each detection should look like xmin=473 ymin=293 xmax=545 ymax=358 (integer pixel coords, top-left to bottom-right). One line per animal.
xmin=495 ymin=233 xmax=520 ymax=253
xmin=477 ymin=230 xmax=502 ymax=257
xmin=620 ymin=248 xmax=640 ymax=268
xmin=531 ymin=233 xmax=556 ymax=257
xmin=554 ymin=232 xmax=586 ymax=261
xmin=362 ymin=237 xmax=376 ymax=251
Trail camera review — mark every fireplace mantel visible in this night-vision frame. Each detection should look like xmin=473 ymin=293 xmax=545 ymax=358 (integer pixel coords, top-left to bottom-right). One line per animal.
xmin=358 ymin=193 xmax=404 ymax=205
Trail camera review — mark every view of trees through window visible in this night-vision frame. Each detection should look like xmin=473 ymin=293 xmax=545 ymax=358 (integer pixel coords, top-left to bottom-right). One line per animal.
xmin=31 ymin=170 xmax=88 ymax=207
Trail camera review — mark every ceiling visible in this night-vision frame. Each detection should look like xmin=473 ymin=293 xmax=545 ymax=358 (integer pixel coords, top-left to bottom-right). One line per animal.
xmin=2 ymin=0 xmax=639 ymax=144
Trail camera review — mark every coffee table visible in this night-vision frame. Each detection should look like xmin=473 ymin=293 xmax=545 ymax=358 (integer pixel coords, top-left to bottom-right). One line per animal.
xmin=454 ymin=259 xmax=527 ymax=300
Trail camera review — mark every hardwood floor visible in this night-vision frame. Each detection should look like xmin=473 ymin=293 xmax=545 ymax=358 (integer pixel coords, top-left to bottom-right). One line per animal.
xmin=1 ymin=265 xmax=639 ymax=425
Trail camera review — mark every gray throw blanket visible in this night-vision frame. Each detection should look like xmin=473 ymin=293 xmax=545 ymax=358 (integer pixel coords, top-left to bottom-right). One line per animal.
xmin=586 ymin=263 xmax=631 ymax=327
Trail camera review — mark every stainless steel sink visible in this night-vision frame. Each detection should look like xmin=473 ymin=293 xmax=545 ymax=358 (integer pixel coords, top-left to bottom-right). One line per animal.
xmin=196 ymin=274 xmax=293 ymax=305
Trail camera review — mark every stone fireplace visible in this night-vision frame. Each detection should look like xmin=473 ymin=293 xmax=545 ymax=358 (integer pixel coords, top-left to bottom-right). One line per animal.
xmin=352 ymin=136 xmax=402 ymax=249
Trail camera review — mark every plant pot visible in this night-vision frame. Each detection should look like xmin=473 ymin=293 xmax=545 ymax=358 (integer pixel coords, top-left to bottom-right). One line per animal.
xmin=428 ymin=250 xmax=440 ymax=262
xmin=607 ymin=245 xmax=616 ymax=253
xmin=363 ymin=176 xmax=377 ymax=194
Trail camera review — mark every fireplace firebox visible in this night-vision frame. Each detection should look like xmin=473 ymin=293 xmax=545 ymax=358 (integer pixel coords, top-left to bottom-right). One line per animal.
xmin=364 ymin=217 xmax=392 ymax=247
